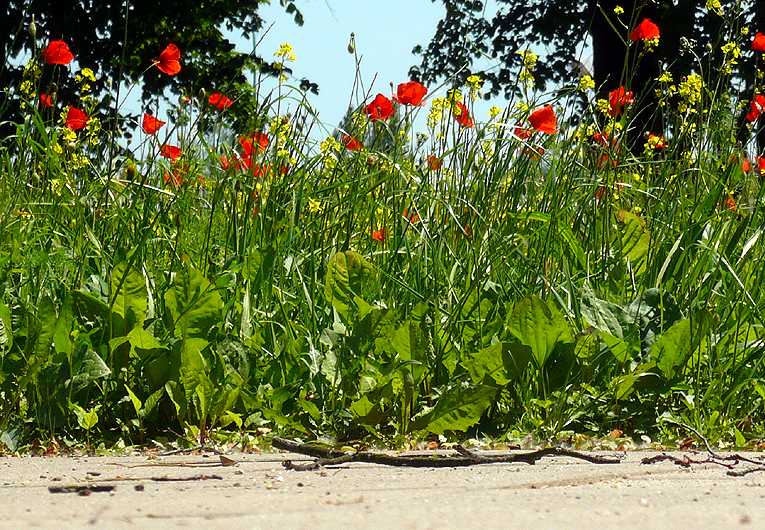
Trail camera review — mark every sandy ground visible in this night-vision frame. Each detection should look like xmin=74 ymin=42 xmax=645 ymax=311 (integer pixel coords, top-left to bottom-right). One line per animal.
xmin=1 ymin=448 xmax=764 ymax=529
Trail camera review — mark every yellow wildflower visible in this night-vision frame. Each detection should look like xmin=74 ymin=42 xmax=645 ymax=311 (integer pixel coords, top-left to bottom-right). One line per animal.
xmin=274 ymin=43 xmax=296 ymax=62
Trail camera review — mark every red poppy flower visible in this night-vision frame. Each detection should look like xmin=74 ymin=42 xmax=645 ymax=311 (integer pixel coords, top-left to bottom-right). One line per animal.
xmin=65 ymin=107 xmax=88 ymax=130
xmin=403 ymin=209 xmax=420 ymax=224
xmin=42 ymin=40 xmax=74 ymax=65
xmin=522 ymin=146 xmax=545 ymax=160
xmin=372 ymin=228 xmax=388 ymax=241
xmin=757 ymin=156 xmax=765 ymax=175
xmin=427 ymin=156 xmax=442 ymax=170
xmin=725 ymin=197 xmax=736 ymax=211
xmin=514 ymin=126 xmax=533 ymax=139
xmin=155 ymin=44 xmax=181 ymax=75
xmin=239 ymin=133 xmax=269 ymax=155
xmin=40 ymin=94 xmax=52 ymax=107
xmin=393 ymin=81 xmax=428 ymax=106
xmin=630 ymin=18 xmax=660 ymax=41
xmin=528 ymin=105 xmax=558 ymax=134
xmin=342 ymin=135 xmax=361 ymax=150
xmin=453 ymin=101 xmax=474 ymax=128
xmin=743 ymin=158 xmax=752 ymax=172
xmin=209 ymin=93 xmax=233 ymax=110
xmin=220 ymin=156 xmax=237 ymax=170
xmin=752 ymin=33 xmax=765 ymax=52
xmin=161 ymin=144 xmax=181 ymax=161
xmin=608 ymin=86 xmax=634 ymax=117
xmin=364 ymin=93 xmax=395 ymax=121
xmin=747 ymin=94 xmax=765 ymax=122
xmin=164 ymin=170 xmax=183 ymax=188
xmin=648 ymin=133 xmax=665 ymax=149
xmin=593 ymin=132 xmax=610 ymax=146
xmin=598 ymin=154 xmax=617 ymax=168
xmin=142 ymin=113 xmax=166 ymax=135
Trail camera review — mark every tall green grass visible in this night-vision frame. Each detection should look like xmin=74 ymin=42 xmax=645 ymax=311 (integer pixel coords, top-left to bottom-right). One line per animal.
xmin=1 ymin=9 xmax=765 ymax=452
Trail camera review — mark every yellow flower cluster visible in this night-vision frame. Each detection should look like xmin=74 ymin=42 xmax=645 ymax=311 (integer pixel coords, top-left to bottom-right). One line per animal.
xmin=320 ymin=136 xmax=341 ymax=153
xmin=705 ymin=0 xmax=722 ymax=16
xmin=654 ymin=71 xmax=675 ymax=107
xmin=677 ymin=74 xmax=703 ymax=113
xmin=465 ymin=75 xmax=483 ymax=101
xmin=719 ymin=41 xmax=741 ymax=75
xmin=76 ymin=68 xmax=97 ymax=92
xmin=274 ymin=43 xmax=296 ymax=62
xmin=517 ymin=49 xmax=538 ymax=87
xmin=577 ymin=75 xmax=595 ymax=92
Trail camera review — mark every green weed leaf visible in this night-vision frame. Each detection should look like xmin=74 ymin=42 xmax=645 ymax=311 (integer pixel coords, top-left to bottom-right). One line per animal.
xmin=507 ymin=295 xmax=574 ymax=367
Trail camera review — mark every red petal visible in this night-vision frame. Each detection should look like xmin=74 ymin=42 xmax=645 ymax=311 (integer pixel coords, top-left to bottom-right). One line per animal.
xmin=528 ymin=105 xmax=558 ymax=134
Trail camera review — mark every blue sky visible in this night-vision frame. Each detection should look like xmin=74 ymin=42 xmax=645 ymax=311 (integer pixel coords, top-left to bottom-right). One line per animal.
xmin=244 ymin=0 xmax=499 ymax=134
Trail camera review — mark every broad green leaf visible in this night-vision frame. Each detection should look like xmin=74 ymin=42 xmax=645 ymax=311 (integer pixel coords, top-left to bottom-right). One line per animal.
xmin=242 ymin=247 xmax=264 ymax=282
xmin=580 ymin=285 xmax=631 ymax=339
xmin=0 ymin=301 xmax=13 ymax=356
xmin=613 ymin=362 xmax=659 ymax=401
xmin=127 ymin=327 xmax=161 ymax=351
xmin=617 ymin=209 xmax=650 ymax=279
xmin=70 ymin=349 xmax=111 ymax=393
xmin=507 ymin=295 xmax=575 ymax=367
xmin=52 ymin=294 xmax=73 ymax=356
xmin=165 ymin=262 xmax=223 ymax=340
xmin=652 ymin=311 xmax=711 ymax=378
xmin=125 ymin=385 xmax=143 ymax=417
xmin=165 ymin=380 xmax=188 ymax=420
xmin=734 ymin=427 xmax=746 ymax=447
xmin=600 ymin=332 xmax=630 ymax=363
xmin=417 ymin=383 xmax=498 ymax=434
xmin=110 ymin=261 xmax=148 ymax=332
xmin=143 ymin=387 xmax=166 ymax=417
xmin=195 ymin=372 xmax=215 ymax=423
xmin=71 ymin=290 xmax=122 ymax=348
xmin=324 ymin=251 xmax=374 ymax=322
xmin=461 ymin=342 xmax=532 ymax=385
xmin=625 ymin=288 xmax=684 ymax=355
xmin=72 ymin=404 xmax=99 ymax=431
xmin=33 ymin=296 xmax=56 ymax=364
xmin=179 ymin=337 xmax=208 ymax=403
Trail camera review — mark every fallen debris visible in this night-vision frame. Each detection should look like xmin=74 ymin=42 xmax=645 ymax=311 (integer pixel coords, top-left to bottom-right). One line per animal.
xmin=48 ymin=484 xmax=115 ymax=495
xmin=640 ymin=423 xmax=765 ymax=476
xmin=272 ymin=437 xmax=623 ymax=470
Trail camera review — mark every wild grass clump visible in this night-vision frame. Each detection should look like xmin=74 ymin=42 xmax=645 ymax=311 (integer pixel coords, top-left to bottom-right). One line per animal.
xmin=1 ymin=7 xmax=765 ymax=453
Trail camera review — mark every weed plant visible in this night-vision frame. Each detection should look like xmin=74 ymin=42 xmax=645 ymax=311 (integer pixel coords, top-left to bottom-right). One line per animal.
xmin=1 ymin=4 xmax=765 ymax=452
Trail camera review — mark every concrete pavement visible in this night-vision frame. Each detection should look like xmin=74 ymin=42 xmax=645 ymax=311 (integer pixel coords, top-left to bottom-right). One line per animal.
xmin=1 ymin=448 xmax=764 ymax=529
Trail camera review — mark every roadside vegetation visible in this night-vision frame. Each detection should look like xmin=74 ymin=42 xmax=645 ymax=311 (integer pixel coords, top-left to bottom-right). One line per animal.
xmin=1 ymin=3 xmax=765 ymax=454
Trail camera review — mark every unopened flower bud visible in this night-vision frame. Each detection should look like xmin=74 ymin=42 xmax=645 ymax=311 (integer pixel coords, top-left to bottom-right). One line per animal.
xmin=347 ymin=33 xmax=355 ymax=54
xmin=28 ymin=16 xmax=37 ymax=39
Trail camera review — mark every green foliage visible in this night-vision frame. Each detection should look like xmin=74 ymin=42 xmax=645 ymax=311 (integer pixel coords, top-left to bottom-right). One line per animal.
xmin=1 ymin=3 xmax=765 ymax=452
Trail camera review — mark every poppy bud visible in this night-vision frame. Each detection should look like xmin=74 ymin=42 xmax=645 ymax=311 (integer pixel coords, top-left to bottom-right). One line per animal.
xmin=347 ymin=33 xmax=355 ymax=54
xmin=28 ymin=16 xmax=37 ymax=39
xmin=179 ymin=95 xmax=190 ymax=105
xmin=198 ymin=88 xmax=206 ymax=100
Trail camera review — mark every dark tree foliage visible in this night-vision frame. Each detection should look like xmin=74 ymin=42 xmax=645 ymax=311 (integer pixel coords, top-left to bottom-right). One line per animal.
xmin=412 ymin=0 xmax=764 ymax=145
xmin=0 ymin=0 xmax=306 ymax=134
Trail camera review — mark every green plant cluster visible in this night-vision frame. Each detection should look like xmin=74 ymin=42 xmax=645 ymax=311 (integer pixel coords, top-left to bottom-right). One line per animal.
xmin=1 ymin=7 xmax=765 ymax=453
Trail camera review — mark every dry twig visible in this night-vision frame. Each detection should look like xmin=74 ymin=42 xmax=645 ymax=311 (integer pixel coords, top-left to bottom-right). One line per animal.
xmin=272 ymin=437 xmax=622 ymax=470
